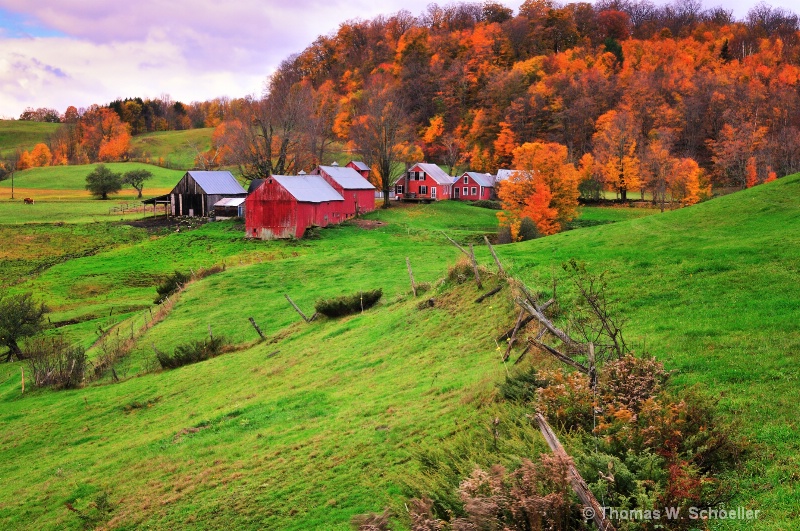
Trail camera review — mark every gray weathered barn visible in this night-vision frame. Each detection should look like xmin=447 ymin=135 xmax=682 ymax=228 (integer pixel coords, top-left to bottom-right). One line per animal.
xmin=167 ymin=171 xmax=247 ymax=217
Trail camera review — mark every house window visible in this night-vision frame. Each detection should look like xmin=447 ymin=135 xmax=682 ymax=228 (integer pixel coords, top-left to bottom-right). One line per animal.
xmin=396 ymin=185 xmax=404 ymax=194
xmin=463 ymin=187 xmax=469 ymax=196
xmin=420 ymin=185 xmax=428 ymax=195
xmin=431 ymin=187 xmax=437 ymax=199
xmin=417 ymin=171 xmax=424 ymax=181
xmin=471 ymin=187 xmax=477 ymax=195
xmin=464 ymin=175 xmax=469 ymax=184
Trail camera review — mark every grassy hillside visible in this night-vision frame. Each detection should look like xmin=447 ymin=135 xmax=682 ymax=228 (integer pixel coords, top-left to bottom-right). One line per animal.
xmin=0 ymin=120 xmax=61 ymax=158
xmin=129 ymin=128 xmax=214 ymax=170
xmin=0 ymin=179 xmax=797 ymax=529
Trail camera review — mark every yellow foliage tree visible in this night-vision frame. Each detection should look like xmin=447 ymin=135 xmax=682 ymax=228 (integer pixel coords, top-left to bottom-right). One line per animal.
xmin=29 ymin=143 xmax=52 ymax=167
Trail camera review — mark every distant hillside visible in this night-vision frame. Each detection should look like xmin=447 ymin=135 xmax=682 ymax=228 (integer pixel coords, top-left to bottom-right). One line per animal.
xmin=0 ymin=120 xmax=61 ymax=159
xmin=129 ymin=128 xmax=214 ymax=170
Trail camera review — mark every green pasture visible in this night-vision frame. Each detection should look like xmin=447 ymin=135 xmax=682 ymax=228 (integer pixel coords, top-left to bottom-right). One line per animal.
xmin=0 ymin=177 xmax=798 ymax=529
xmin=0 ymin=120 xmax=61 ymax=158
xmin=0 ymin=163 xmax=183 ymax=193
xmin=129 ymin=128 xmax=214 ymax=169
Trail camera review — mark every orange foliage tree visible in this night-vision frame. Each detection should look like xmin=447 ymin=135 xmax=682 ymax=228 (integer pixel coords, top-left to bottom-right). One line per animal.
xmin=497 ymin=141 xmax=580 ymax=237
xmin=80 ymin=106 xmax=131 ymax=162
xmin=592 ymin=108 xmax=641 ymax=201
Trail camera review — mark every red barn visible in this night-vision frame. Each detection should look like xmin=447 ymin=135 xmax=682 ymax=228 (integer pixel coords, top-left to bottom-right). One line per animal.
xmin=245 ymin=175 xmax=345 ymax=240
xmin=395 ymin=163 xmax=453 ymax=201
xmin=453 ymin=172 xmax=496 ymax=201
xmin=346 ymin=160 xmax=371 ymax=179
xmin=312 ymin=164 xmax=376 ymax=216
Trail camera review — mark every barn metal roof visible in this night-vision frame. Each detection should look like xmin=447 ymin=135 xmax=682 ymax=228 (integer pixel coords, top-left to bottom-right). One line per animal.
xmin=213 ymin=197 xmax=246 ymax=207
xmin=495 ymin=169 xmax=521 ymax=181
xmin=273 ymin=175 xmax=344 ymax=203
xmin=317 ymin=165 xmax=376 ymax=190
xmin=348 ymin=160 xmax=370 ymax=171
xmin=186 ymin=171 xmax=247 ymax=195
xmin=413 ymin=163 xmax=453 ymax=185
xmin=459 ymin=172 xmax=496 ymax=188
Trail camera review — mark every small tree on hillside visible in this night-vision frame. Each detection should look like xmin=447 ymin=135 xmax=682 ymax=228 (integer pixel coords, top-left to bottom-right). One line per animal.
xmin=0 ymin=292 xmax=49 ymax=362
xmin=122 ymin=169 xmax=153 ymax=198
xmin=85 ymin=164 xmax=122 ymax=200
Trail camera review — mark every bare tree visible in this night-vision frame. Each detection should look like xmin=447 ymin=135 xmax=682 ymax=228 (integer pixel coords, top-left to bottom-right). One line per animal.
xmin=349 ymin=76 xmax=411 ymax=208
xmin=220 ymin=57 xmax=313 ymax=180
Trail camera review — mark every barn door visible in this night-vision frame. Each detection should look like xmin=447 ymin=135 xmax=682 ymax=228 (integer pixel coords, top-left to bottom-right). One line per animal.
xmin=431 ymin=187 xmax=437 ymax=199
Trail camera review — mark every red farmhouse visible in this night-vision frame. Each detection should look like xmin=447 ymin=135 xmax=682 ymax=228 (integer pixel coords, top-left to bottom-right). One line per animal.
xmin=453 ymin=172 xmax=496 ymax=201
xmin=395 ymin=163 xmax=453 ymax=201
xmin=245 ymin=175 xmax=344 ymax=240
xmin=312 ymin=164 xmax=376 ymax=217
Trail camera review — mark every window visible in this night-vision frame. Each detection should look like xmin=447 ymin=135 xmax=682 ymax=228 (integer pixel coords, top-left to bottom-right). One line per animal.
xmin=417 ymin=171 xmax=424 ymax=181
xmin=463 ymin=187 xmax=469 ymax=196
xmin=471 ymin=187 xmax=477 ymax=195
xmin=463 ymin=175 xmax=469 ymax=184
xmin=431 ymin=187 xmax=437 ymax=198
xmin=396 ymin=185 xmax=404 ymax=194
xmin=420 ymin=185 xmax=428 ymax=195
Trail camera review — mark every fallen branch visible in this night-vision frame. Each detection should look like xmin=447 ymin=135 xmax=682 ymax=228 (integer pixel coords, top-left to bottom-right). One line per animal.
xmin=497 ymin=315 xmax=535 ymax=343
xmin=516 ymin=295 xmax=584 ymax=354
xmin=475 ymin=285 xmax=502 ymax=304
xmin=533 ymin=413 xmax=616 ymax=531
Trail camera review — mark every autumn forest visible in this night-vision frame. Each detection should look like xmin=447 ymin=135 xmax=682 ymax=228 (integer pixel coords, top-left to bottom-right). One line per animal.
xmin=8 ymin=0 xmax=800 ymax=231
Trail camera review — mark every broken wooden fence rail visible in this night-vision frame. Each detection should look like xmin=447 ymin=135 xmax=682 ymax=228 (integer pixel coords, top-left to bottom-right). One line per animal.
xmin=533 ymin=413 xmax=616 ymax=531
xmin=284 ymin=294 xmax=314 ymax=323
xmin=474 ymin=285 xmax=502 ymax=304
xmin=483 ymin=235 xmax=506 ymax=276
xmin=249 ymin=317 xmax=265 ymax=340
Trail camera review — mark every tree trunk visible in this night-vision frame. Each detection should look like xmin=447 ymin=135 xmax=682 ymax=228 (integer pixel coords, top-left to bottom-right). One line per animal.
xmin=620 ymin=188 xmax=627 ymax=201
xmin=4 ymin=340 xmax=23 ymax=362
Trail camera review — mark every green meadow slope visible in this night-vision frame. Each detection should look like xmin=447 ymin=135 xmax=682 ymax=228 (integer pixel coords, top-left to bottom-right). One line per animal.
xmin=0 ymin=177 xmax=798 ymax=529
xmin=0 ymin=120 xmax=61 ymax=158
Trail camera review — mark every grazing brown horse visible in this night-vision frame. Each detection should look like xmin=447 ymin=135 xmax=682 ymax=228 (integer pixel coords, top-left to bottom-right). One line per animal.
xmin=23 ymin=198 xmax=34 ymax=204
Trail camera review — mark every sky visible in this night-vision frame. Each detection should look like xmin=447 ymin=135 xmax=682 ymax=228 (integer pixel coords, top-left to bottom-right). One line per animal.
xmin=0 ymin=0 xmax=795 ymax=119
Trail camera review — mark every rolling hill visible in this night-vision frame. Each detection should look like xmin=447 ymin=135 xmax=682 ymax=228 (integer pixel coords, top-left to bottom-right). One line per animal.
xmin=0 ymin=176 xmax=798 ymax=529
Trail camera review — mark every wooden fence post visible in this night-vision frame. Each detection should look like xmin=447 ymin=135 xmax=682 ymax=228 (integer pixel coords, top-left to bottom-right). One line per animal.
xmin=406 ymin=257 xmax=417 ymax=297
xmin=249 ymin=317 xmax=265 ymax=340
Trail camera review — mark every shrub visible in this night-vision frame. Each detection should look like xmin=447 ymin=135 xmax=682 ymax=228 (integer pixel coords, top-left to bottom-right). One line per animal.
xmin=470 ymin=199 xmax=502 ymax=210
xmin=155 ymin=336 xmax=227 ymax=369
xmin=314 ymin=289 xmax=382 ymax=318
xmin=447 ymin=257 xmax=474 ymax=283
xmin=518 ymin=217 xmax=540 ymax=241
xmin=25 ymin=335 xmax=86 ymax=389
xmin=154 ymin=270 xmax=190 ymax=304
xmin=496 ymin=225 xmax=513 ymax=244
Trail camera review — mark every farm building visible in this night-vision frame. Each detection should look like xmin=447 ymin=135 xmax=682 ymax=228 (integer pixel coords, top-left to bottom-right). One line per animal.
xmin=394 ymin=163 xmax=453 ymax=201
xmin=213 ymin=197 xmax=245 ymax=219
xmin=453 ymin=172 xmax=496 ymax=201
xmin=160 ymin=171 xmax=247 ymax=217
xmin=245 ymin=175 xmax=345 ymax=240
xmin=312 ymin=164 xmax=376 ymax=217
xmin=346 ymin=160 xmax=371 ymax=179
xmin=495 ymin=169 xmax=521 ymax=182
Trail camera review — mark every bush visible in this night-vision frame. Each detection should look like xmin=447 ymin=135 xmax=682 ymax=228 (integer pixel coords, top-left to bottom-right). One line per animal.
xmin=25 ymin=335 xmax=86 ymax=389
xmin=496 ymin=225 xmax=513 ymax=244
xmin=314 ymin=289 xmax=382 ymax=317
xmin=470 ymin=199 xmax=503 ymax=210
xmin=518 ymin=217 xmax=541 ymax=241
xmin=155 ymin=336 xmax=226 ymax=369
xmin=154 ymin=270 xmax=190 ymax=304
